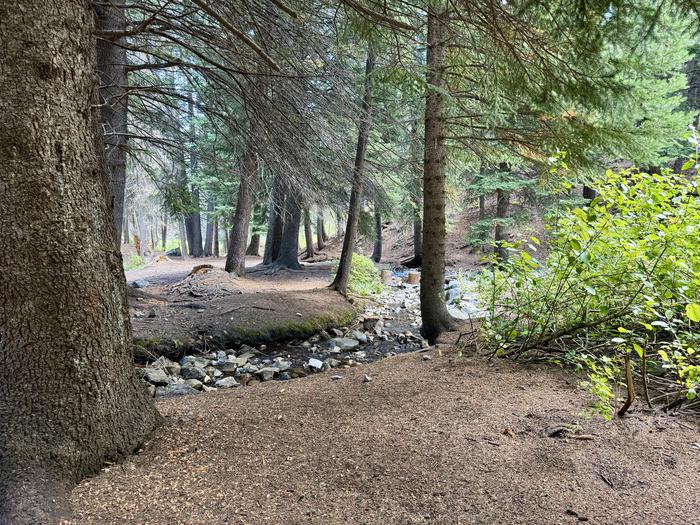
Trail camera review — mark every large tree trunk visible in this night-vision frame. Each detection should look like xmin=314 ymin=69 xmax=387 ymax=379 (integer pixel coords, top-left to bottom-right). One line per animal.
xmin=95 ymin=0 xmax=128 ymax=246
xmin=304 ymin=209 xmax=315 ymax=259
xmin=0 ymin=2 xmax=160 ymax=520
xmin=272 ymin=187 xmax=302 ymax=270
xmin=225 ymin=136 xmax=259 ymax=274
xmin=420 ymin=5 xmax=458 ymax=343
xmin=204 ymin=195 xmax=215 ymax=256
xmin=371 ymin=210 xmax=382 ymax=263
xmin=331 ymin=45 xmax=376 ymax=294
xmin=187 ymin=191 xmax=204 ymax=257
xmin=316 ymin=210 xmax=326 ymax=251
xmin=263 ymin=176 xmax=284 ymax=265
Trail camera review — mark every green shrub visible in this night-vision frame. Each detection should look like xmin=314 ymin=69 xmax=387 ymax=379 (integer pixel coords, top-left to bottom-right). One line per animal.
xmin=334 ymin=252 xmax=383 ymax=296
xmin=124 ymin=254 xmax=144 ymax=271
xmin=480 ymin=168 xmax=700 ymax=417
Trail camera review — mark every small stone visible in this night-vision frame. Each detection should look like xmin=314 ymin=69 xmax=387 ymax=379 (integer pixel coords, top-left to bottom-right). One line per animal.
xmin=362 ymin=374 xmax=372 ymax=383
xmin=238 ymin=373 xmax=253 ymax=386
xmin=325 ymin=358 xmax=341 ymax=368
xmin=215 ymin=361 xmax=239 ymax=374
xmin=278 ymin=372 xmax=291 ymax=380
xmin=331 ymin=328 xmax=344 ymax=337
xmin=147 ymin=309 xmax=157 ymax=318
xmin=185 ymin=378 xmax=204 ymax=391
xmin=318 ymin=330 xmax=331 ymax=341
xmin=274 ymin=359 xmax=293 ymax=371
xmin=352 ymin=330 xmax=368 ymax=343
xmin=308 ymin=358 xmax=324 ymax=370
xmin=143 ymin=368 xmax=169 ymax=386
xmin=422 ymin=354 xmax=432 ymax=361
xmin=331 ymin=375 xmax=343 ymax=380
xmin=215 ymin=376 xmax=239 ymax=389
xmin=216 ymin=350 xmax=227 ymax=362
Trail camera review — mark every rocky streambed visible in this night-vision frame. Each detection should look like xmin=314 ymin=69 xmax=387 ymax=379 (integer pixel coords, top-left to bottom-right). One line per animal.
xmin=138 ymin=271 xmax=488 ymax=398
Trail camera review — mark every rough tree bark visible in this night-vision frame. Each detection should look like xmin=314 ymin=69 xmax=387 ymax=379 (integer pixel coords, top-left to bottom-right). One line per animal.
xmin=95 ymin=0 xmax=128 ymax=245
xmin=420 ymin=5 xmax=459 ymax=343
xmin=246 ymin=233 xmax=261 ymax=256
xmin=316 ymin=210 xmax=326 ymax=250
xmin=272 ymin=186 xmax=303 ymax=270
xmin=331 ymin=45 xmax=376 ymax=294
xmin=371 ymin=210 xmax=382 ymax=263
xmin=224 ymin=141 xmax=259 ymax=274
xmin=263 ymin=176 xmax=285 ymax=265
xmin=204 ymin=195 xmax=215 ymax=256
xmin=213 ymin=217 xmax=220 ymax=257
xmin=0 ymin=2 xmax=161 ymax=521
xmin=161 ymin=214 xmax=167 ymax=251
xmin=304 ymin=209 xmax=316 ymax=259
xmin=179 ymin=219 xmax=189 ymax=260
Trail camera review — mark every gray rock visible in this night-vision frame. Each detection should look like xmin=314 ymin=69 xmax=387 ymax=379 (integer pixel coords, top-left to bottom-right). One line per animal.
xmin=331 ymin=328 xmax=344 ymax=337
xmin=332 ymin=337 xmax=359 ymax=351
xmin=155 ymin=383 xmax=198 ymax=398
xmin=180 ymin=364 xmax=207 ymax=381
xmin=325 ymin=358 xmax=341 ymax=368
xmin=215 ymin=376 xmax=239 ymax=389
xmin=422 ymin=354 xmax=433 ymax=361
xmin=255 ymin=367 xmax=279 ymax=381
xmin=215 ymin=361 xmax=239 ymax=374
xmin=274 ymin=359 xmax=292 ymax=372
xmin=143 ymin=367 xmax=169 ymax=386
xmin=331 ymin=375 xmax=343 ymax=380
xmin=132 ymin=278 xmax=150 ymax=289
xmin=318 ymin=330 xmax=331 ymax=341
xmin=352 ymin=330 xmax=368 ymax=343
xmin=363 ymin=374 xmax=373 ymax=383
xmin=278 ymin=372 xmax=291 ymax=380
xmin=216 ymin=350 xmax=227 ymax=363
xmin=308 ymin=358 xmax=324 ymax=370
xmin=185 ymin=379 xmax=204 ymax=391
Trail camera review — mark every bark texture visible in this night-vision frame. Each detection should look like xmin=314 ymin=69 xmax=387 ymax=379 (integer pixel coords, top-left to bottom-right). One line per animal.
xmin=371 ymin=211 xmax=382 ymax=263
xmin=204 ymin=195 xmax=215 ymax=256
xmin=331 ymin=45 xmax=376 ymax=294
xmin=95 ymin=0 xmax=128 ymax=245
xmin=263 ymin=176 xmax=284 ymax=265
xmin=0 ymin=2 xmax=160 ymax=521
xmin=273 ymin=187 xmax=303 ymax=270
xmin=420 ymin=6 xmax=458 ymax=343
xmin=246 ymin=233 xmax=261 ymax=256
xmin=316 ymin=211 xmax=326 ymax=250
xmin=303 ymin=209 xmax=315 ymax=259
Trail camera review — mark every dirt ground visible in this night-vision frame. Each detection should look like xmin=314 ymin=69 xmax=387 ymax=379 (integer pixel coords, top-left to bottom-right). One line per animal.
xmin=65 ymin=349 xmax=699 ymax=525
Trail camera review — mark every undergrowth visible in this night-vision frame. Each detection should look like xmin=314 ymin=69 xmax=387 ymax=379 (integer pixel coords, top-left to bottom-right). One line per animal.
xmin=479 ymin=166 xmax=700 ymax=419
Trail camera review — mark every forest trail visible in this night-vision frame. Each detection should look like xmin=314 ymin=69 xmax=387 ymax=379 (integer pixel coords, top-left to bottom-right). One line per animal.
xmin=65 ymin=349 xmax=699 ymax=525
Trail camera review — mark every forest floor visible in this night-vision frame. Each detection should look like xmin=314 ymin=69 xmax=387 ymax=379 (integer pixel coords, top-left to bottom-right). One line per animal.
xmin=65 ymin=346 xmax=700 ymax=524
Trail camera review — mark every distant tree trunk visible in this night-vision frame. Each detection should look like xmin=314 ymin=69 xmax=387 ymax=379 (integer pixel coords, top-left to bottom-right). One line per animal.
xmin=582 ymin=185 xmax=597 ymax=201
xmin=304 ymin=209 xmax=315 ymax=259
xmin=420 ymin=5 xmax=458 ymax=343
xmin=320 ymin=211 xmax=329 ymax=242
xmin=273 ymin=188 xmax=302 ymax=270
xmin=123 ymin=209 xmax=130 ymax=245
xmin=150 ymin=225 xmax=157 ymax=251
xmin=179 ymin=219 xmax=189 ymax=260
xmin=213 ymin=217 xmax=220 ymax=257
xmin=161 ymin=217 xmax=167 ymax=251
xmin=331 ymin=45 xmax=376 ymax=294
xmin=372 ymin=210 xmax=382 ymax=263
xmin=495 ymin=188 xmax=510 ymax=263
xmin=246 ymin=233 xmax=260 ymax=256
xmin=136 ymin=213 xmax=148 ymax=257
xmin=263 ymin=176 xmax=284 ymax=265
xmin=95 ymin=0 xmax=128 ymax=245
xmin=413 ymin=213 xmax=423 ymax=265
xmin=316 ymin=211 xmax=326 ymax=250
xmin=187 ymin=190 xmax=203 ymax=257
xmin=0 ymin=3 xmax=160 ymax=519
xmin=204 ymin=195 xmax=215 ymax=256
xmin=335 ymin=209 xmax=345 ymax=238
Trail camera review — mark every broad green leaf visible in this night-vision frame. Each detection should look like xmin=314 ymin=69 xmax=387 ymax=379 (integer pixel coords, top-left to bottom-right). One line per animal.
xmin=686 ymin=303 xmax=700 ymax=322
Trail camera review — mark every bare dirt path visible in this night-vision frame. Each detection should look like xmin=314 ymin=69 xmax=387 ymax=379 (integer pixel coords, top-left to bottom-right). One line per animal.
xmin=66 ymin=349 xmax=699 ymax=525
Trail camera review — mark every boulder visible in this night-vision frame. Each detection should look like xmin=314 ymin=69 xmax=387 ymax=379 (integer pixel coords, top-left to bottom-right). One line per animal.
xmin=215 ymin=377 xmax=239 ymax=389
xmin=155 ymin=383 xmax=198 ymax=398
xmin=332 ymin=337 xmax=359 ymax=351
xmin=180 ymin=364 xmax=207 ymax=381
xmin=215 ymin=361 xmax=239 ymax=374
xmin=308 ymin=358 xmax=324 ymax=370
xmin=142 ymin=367 xmax=169 ymax=386
xmin=185 ymin=379 xmax=204 ymax=391
xmin=352 ymin=331 xmax=368 ymax=343
xmin=255 ymin=367 xmax=279 ymax=381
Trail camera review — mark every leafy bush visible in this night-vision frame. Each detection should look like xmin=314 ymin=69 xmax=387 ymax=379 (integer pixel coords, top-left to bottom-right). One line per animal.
xmin=339 ymin=252 xmax=383 ymax=296
xmin=480 ymin=168 xmax=700 ymax=417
